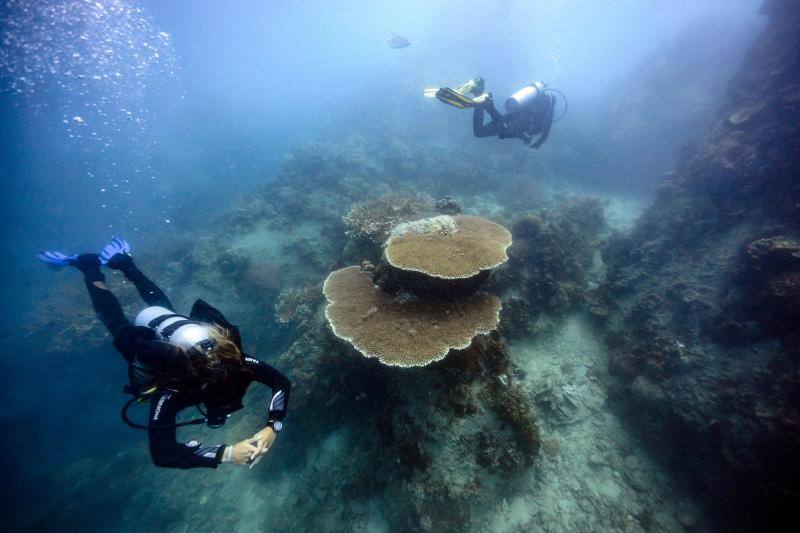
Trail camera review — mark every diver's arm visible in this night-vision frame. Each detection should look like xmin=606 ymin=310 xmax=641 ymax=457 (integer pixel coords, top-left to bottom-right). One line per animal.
xmin=245 ymin=357 xmax=291 ymax=422
xmin=147 ymin=390 xmax=225 ymax=469
xmin=530 ymin=122 xmax=552 ymax=148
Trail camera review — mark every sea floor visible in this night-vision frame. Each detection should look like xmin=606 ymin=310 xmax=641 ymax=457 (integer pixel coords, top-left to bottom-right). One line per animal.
xmin=490 ymin=314 xmax=703 ymax=532
xmin=20 ymin=189 xmax=682 ymax=531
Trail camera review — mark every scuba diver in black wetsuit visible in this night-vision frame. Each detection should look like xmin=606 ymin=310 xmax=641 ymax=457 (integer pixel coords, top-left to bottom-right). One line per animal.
xmin=472 ymin=79 xmax=556 ymax=148
xmin=427 ymin=78 xmax=559 ymax=149
xmin=38 ymin=238 xmax=291 ymax=470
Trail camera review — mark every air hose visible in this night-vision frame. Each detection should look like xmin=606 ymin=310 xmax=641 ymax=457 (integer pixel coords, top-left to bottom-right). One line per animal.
xmin=547 ymin=88 xmax=569 ymax=122
xmin=121 ymin=389 xmax=208 ymax=430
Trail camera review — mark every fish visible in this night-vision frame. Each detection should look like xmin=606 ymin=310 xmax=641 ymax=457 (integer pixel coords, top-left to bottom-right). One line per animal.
xmin=385 ymin=33 xmax=410 ymax=49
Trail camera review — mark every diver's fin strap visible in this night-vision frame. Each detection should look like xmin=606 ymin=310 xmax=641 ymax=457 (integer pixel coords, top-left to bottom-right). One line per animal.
xmin=455 ymin=80 xmax=479 ymax=95
xmin=148 ymin=313 xmax=182 ymax=329
xmin=435 ymin=87 xmax=475 ymax=109
xmin=159 ymin=319 xmax=196 ymax=340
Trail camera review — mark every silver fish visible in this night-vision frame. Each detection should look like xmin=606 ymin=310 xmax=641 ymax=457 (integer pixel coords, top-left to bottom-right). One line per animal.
xmin=385 ymin=33 xmax=410 ymax=49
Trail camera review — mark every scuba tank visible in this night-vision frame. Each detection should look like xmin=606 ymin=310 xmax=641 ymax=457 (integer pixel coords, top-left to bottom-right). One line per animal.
xmin=505 ymin=81 xmax=547 ymax=114
xmin=135 ymin=306 xmax=215 ymax=352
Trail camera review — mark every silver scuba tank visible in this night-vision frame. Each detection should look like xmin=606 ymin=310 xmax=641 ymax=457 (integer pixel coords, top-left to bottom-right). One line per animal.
xmin=505 ymin=81 xmax=547 ymax=114
xmin=135 ymin=306 xmax=213 ymax=352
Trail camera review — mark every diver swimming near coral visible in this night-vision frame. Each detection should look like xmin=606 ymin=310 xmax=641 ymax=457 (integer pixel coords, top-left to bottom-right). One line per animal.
xmin=424 ymin=77 xmax=563 ymax=149
xmin=38 ymin=238 xmax=291 ymax=470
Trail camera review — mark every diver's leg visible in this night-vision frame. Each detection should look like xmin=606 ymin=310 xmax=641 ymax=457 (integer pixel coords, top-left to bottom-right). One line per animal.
xmin=73 ymin=254 xmax=132 ymax=336
xmin=108 ymin=254 xmax=174 ymax=309
xmin=484 ymin=100 xmax=503 ymax=122
xmin=473 ymin=106 xmax=491 ymax=137
xmin=473 ymin=104 xmax=503 ymax=138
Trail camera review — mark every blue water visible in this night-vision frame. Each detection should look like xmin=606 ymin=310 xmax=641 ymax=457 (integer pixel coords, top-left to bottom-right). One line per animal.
xmin=0 ymin=0 xmax=772 ymax=531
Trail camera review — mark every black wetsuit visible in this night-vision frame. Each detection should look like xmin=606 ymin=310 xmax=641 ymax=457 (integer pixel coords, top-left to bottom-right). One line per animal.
xmin=77 ymin=255 xmax=290 ymax=469
xmin=473 ymin=94 xmax=555 ymax=148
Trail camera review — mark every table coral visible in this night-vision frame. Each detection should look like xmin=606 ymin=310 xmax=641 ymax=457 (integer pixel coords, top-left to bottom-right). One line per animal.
xmin=323 ymin=266 xmax=501 ymax=367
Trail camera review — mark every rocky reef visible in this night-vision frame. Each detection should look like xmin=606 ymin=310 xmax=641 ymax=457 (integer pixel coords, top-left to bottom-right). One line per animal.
xmin=275 ymin=306 xmax=540 ymax=530
xmin=297 ymin=212 xmax=543 ymax=527
xmin=492 ymin=197 xmax=608 ymax=339
xmin=596 ymin=1 xmax=800 ymax=528
xmin=17 ymin=17 xmax=789 ymax=525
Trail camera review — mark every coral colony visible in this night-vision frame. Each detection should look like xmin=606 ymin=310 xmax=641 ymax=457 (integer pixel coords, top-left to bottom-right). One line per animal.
xmin=323 ymin=215 xmax=511 ymax=366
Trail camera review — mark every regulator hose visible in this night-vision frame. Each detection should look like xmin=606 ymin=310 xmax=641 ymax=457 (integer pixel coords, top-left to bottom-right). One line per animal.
xmin=547 ymin=88 xmax=568 ymax=122
xmin=121 ymin=391 xmax=208 ymax=430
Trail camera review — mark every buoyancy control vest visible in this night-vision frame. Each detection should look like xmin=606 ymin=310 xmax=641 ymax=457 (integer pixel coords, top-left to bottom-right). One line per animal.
xmin=123 ymin=301 xmax=248 ymax=428
xmin=126 ymin=300 xmax=244 ymax=394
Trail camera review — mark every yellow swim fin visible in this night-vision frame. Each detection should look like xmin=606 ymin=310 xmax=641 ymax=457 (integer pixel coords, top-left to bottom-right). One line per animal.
xmin=434 ymin=87 xmax=476 ymax=109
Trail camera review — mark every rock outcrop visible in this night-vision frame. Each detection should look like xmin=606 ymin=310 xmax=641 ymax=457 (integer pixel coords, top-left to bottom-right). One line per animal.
xmin=597 ymin=1 xmax=800 ymax=529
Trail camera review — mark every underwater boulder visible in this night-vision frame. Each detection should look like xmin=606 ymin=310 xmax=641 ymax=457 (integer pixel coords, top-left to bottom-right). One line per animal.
xmin=743 ymin=236 xmax=800 ymax=277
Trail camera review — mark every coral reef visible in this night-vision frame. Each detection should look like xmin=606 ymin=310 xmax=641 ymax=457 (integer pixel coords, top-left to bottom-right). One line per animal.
xmin=274 ymin=283 xmax=323 ymax=325
xmin=325 ymin=215 xmax=513 ymax=367
xmin=375 ymin=214 xmax=511 ymax=299
xmin=435 ymin=195 xmax=461 ymax=215
xmin=323 ymin=265 xmax=501 ymax=367
xmin=343 ymin=192 xmax=434 ymax=243
xmin=595 ymin=2 xmax=800 ymax=528
xmin=273 ymin=301 xmax=540 ymax=530
xmin=224 ymin=195 xmax=278 ymax=231
xmin=492 ymin=197 xmax=607 ymax=338
xmin=385 ymin=215 xmax=512 ymax=279
xmin=14 ymin=111 xmax=712 ymax=532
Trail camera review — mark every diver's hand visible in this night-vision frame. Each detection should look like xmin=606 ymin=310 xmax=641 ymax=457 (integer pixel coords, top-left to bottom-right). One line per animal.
xmin=224 ymin=439 xmax=259 ymax=466
xmin=247 ymin=427 xmax=277 ymax=469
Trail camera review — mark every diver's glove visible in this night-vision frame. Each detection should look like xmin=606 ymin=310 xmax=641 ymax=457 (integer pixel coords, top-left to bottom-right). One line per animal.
xmin=37 ymin=250 xmax=78 ymax=267
xmin=100 ymin=237 xmax=131 ymax=267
